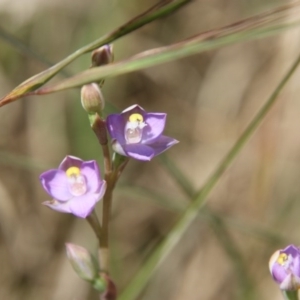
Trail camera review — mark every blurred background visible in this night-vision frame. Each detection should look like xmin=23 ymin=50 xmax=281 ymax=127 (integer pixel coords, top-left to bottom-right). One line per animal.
xmin=0 ymin=0 xmax=300 ymax=299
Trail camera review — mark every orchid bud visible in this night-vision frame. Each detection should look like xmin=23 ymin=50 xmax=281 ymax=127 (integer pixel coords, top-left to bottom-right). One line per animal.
xmin=81 ymin=83 xmax=105 ymax=114
xmin=65 ymin=243 xmax=98 ymax=282
xmin=91 ymin=44 xmax=114 ymax=67
xmin=269 ymin=245 xmax=300 ymax=291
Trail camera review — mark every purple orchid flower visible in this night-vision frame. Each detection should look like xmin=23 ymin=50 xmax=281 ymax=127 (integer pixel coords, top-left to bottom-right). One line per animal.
xmin=40 ymin=156 xmax=106 ymax=218
xmin=269 ymin=245 xmax=300 ymax=290
xmin=106 ymin=104 xmax=178 ymax=161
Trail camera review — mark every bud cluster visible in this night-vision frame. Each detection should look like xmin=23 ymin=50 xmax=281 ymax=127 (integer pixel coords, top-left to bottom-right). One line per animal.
xmin=81 ymin=44 xmax=114 ymax=115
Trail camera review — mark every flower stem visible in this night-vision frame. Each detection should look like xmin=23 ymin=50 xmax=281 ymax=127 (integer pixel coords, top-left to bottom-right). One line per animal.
xmin=282 ymin=291 xmax=299 ymax=300
xmin=102 ymin=144 xmax=112 ymax=178
xmin=88 ymin=111 xmax=128 ymax=274
xmin=86 ymin=210 xmax=103 ymax=245
xmin=88 ymin=111 xmax=115 ymax=272
xmin=100 ymin=177 xmax=114 ymax=273
xmin=100 ymin=154 xmax=130 ymax=273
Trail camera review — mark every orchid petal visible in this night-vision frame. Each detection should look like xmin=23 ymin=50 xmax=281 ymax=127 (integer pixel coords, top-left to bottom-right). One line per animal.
xmin=40 ymin=169 xmax=71 ymax=201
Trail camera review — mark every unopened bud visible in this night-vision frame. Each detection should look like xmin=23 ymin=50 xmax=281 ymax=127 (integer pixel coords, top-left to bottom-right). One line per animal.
xmin=91 ymin=44 xmax=114 ymax=67
xmin=65 ymin=243 xmax=98 ymax=282
xmin=81 ymin=83 xmax=105 ymax=114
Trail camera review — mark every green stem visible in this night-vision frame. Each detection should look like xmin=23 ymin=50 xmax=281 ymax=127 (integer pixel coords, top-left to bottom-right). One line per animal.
xmin=282 ymin=290 xmax=299 ymax=300
xmin=100 ymin=175 xmax=114 ymax=273
xmin=100 ymin=154 xmax=130 ymax=273
xmin=119 ymin=52 xmax=300 ymax=300
xmin=88 ymin=112 xmax=114 ymax=272
xmin=86 ymin=210 xmax=102 ymax=243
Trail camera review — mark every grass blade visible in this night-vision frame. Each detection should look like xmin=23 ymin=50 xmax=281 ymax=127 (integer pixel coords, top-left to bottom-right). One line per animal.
xmin=0 ymin=0 xmax=191 ymax=105
xmin=118 ymin=47 xmax=300 ymax=300
xmin=29 ymin=11 xmax=300 ymax=96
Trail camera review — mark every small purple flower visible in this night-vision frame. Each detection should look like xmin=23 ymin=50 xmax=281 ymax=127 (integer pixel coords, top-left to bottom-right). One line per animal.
xmin=106 ymin=104 xmax=178 ymax=161
xmin=40 ymin=156 xmax=106 ymax=218
xmin=269 ymin=245 xmax=300 ymax=290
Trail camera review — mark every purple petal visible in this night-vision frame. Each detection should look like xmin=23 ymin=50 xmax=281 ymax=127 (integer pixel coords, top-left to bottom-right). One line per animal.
xmin=43 ymin=199 xmax=72 ymax=214
xmin=272 ymin=261 xmax=289 ymax=284
xmin=283 ymin=245 xmax=300 ymax=258
xmin=40 ymin=169 xmax=72 ymax=201
xmin=279 ymin=273 xmax=300 ymax=290
xmin=142 ymin=113 xmax=166 ymax=143
xmin=59 ymin=156 xmax=83 ymax=171
xmin=121 ymin=105 xmax=146 ymax=125
xmin=149 ymin=135 xmax=179 ymax=156
xmin=106 ymin=114 xmax=126 ymax=144
xmin=122 ymin=104 xmax=145 ymax=114
xmin=112 ymin=140 xmax=127 ymax=156
xmin=290 ymin=251 xmax=300 ymax=278
xmin=95 ymin=180 xmax=107 ymax=199
xmin=80 ymin=160 xmax=102 ymax=193
xmin=123 ymin=144 xmax=154 ymax=161
xmin=68 ymin=194 xmax=98 ymax=218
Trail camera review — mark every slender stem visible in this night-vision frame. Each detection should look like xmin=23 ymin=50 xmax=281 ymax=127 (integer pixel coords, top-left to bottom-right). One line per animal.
xmin=88 ymin=112 xmax=115 ymax=272
xmin=282 ymin=290 xmax=299 ymax=300
xmin=89 ymin=113 xmax=112 ymax=176
xmin=102 ymin=144 xmax=112 ymax=178
xmin=119 ymin=53 xmax=300 ymax=300
xmin=100 ymin=155 xmax=130 ymax=272
xmin=86 ymin=210 xmax=102 ymax=243
xmin=100 ymin=176 xmax=114 ymax=273
xmin=116 ymin=157 xmax=130 ymax=181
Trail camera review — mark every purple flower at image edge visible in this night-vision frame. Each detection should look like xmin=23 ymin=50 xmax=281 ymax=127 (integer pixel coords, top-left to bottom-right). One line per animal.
xmin=269 ymin=244 xmax=300 ymax=290
xmin=106 ymin=104 xmax=178 ymax=161
xmin=40 ymin=156 xmax=106 ymax=218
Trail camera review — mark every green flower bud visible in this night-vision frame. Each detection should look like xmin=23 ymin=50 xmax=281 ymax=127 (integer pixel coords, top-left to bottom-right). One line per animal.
xmin=81 ymin=83 xmax=105 ymax=114
xmin=65 ymin=243 xmax=98 ymax=282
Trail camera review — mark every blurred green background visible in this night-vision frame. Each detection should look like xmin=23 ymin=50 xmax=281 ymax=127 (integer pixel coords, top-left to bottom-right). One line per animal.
xmin=0 ymin=0 xmax=299 ymax=299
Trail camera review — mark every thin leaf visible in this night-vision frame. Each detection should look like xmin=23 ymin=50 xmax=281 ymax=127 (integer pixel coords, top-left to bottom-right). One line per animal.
xmin=0 ymin=0 xmax=191 ymax=105
xmin=10 ymin=2 xmax=299 ymax=97
xmin=117 ymin=183 xmax=185 ymax=212
xmin=29 ymin=20 xmax=300 ymax=97
xmin=0 ymin=27 xmax=52 ymax=67
xmin=158 ymin=154 xmax=194 ymax=197
xmin=118 ymin=47 xmax=300 ymax=300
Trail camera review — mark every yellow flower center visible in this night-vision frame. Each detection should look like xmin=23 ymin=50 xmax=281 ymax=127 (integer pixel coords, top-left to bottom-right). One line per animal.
xmin=129 ymin=113 xmax=144 ymax=123
xmin=277 ymin=253 xmax=288 ymax=265
xmin=66 ymin=167 xmax=81 ymax=177
xmin=65 ymin=167 xmax=87 ymax=196
xmin=125 ymin=113 xmax=147 ymax=144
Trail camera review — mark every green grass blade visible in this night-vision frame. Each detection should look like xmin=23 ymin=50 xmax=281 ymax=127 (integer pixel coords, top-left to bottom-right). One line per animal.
xmin=0 ymin=27 xmax=53 ymax=67
xmin=158 ymin=154 xmax=194 ymax=197
xmin=0 ymin=0 xmax=191 ymax=105
xmin=32 ymin=20 xmax=300 ymax=97
xmin=118 ymin=48 xmax=300 ymax=300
